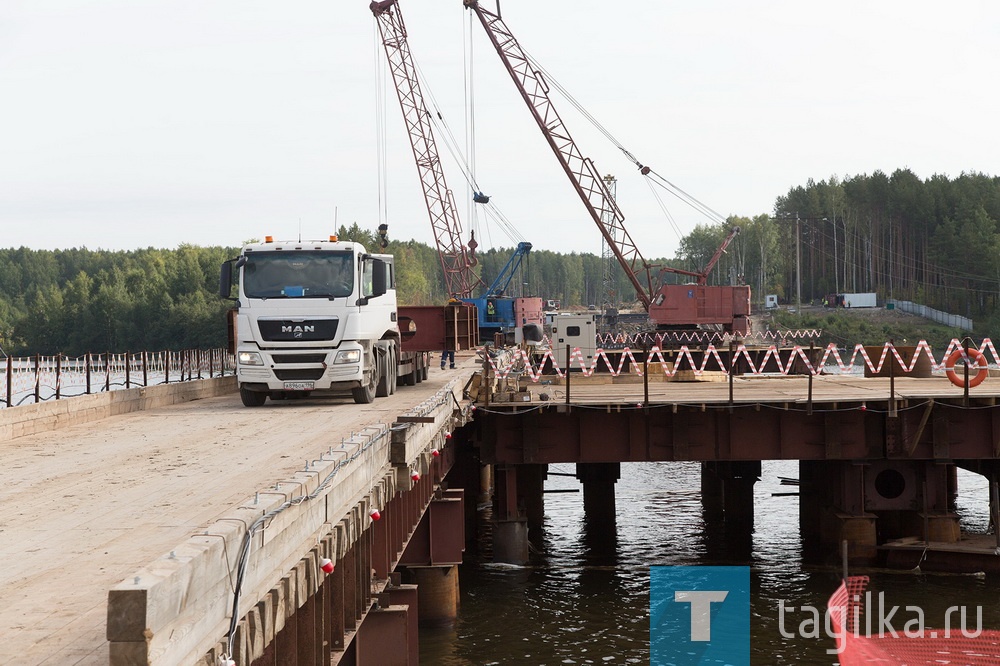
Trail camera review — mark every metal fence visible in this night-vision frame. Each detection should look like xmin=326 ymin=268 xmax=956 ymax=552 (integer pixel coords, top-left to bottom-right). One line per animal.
xmin=888 ymin=299 xmax=973 ymax=332
xmin=0 ymin=348 xmax=234 ymax=409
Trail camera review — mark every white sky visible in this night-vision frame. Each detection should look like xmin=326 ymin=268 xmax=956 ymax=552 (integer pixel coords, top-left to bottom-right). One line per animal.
xmin=1 ymin=0 xmax=998 ymax=257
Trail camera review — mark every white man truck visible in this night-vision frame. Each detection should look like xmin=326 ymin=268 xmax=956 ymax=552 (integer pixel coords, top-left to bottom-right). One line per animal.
xmin=219 ymin=236 xmax=430 ymax=407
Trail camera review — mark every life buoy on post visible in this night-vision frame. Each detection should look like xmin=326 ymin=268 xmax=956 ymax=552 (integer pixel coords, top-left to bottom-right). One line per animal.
xmin=944 ymin=348 xmax=989 ymax=388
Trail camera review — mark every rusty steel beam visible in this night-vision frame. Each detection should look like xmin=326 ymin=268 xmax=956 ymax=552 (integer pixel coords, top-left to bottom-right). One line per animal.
xmin=476 ymin=400 xmax=1000 ymax=464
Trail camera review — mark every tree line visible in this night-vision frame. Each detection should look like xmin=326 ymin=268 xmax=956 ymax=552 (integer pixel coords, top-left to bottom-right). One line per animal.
xmin=2 ymin=169 xmax=998 ymax=356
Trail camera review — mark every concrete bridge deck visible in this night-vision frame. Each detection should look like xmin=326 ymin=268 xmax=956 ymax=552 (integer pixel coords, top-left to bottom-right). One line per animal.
xmin=0 ymin=360 xmax=472 ymax=665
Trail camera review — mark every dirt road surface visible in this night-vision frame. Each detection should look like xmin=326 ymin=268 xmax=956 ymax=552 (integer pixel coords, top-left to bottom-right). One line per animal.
xmin=0 ymin=357 xmax=473 ymax=665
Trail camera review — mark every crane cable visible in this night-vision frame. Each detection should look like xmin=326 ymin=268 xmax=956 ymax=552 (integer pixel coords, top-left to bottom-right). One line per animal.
xmin=373 ymin=24 xmax=389 ymax=227
xmin=413 ymin=58 xmax=526 ymax=247
xmin=523 ymin=50 xmax=730 ymax=232
xmin=463 ymin=12 xmax=480 ymax=245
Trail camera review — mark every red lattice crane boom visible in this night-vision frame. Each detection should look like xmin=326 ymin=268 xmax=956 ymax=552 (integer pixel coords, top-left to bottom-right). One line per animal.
xmin=463 ymin=0 xmax=750 ymax=334
xmin=462 ymin=0 xmax=655 ymax=310
xmin=372 ymin=0 xmax=484 ymax=299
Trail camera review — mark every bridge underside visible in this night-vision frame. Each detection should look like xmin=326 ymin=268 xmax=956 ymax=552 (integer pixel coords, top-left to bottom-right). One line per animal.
xmin=474 ymin=399 xmax=1000 ymax=568
xmin=478 ymin=399 xmax=1000 ymax=464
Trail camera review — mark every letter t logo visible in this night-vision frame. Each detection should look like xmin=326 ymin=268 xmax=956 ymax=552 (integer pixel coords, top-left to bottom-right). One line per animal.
xmin=674 ymin=590 xmax=729 ymax=641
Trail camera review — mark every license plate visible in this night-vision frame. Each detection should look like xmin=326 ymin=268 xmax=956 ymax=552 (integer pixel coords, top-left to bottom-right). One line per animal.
xmin=283 ymin=381 xmax=314 ymax=391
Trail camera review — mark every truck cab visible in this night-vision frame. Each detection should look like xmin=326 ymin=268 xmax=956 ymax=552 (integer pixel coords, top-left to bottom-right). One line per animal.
xmin=220 ymin=237 xmax=399 ymax=406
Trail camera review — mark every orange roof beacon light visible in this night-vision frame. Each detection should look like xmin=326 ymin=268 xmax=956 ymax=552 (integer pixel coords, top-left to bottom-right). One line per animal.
xmin=264 ymin=235 xmax=273 ymax=243
xmin=330 ymin=235 xmax=338 ymax=242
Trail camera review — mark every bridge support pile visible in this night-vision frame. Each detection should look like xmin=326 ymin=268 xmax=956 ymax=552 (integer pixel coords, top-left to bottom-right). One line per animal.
xmin=800 ymin=459 xmax=959 ymax=566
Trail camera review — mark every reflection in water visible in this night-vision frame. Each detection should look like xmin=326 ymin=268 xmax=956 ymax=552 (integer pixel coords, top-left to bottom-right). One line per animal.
xmin=421 ymin=462 xmax=1000 ymax=665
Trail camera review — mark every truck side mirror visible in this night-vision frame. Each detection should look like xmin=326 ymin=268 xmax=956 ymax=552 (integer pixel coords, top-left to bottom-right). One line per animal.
xmin=219 ymin=260 xmax=234 ymax=299
xmin=371 ymin=258 xmax=387 ymax=298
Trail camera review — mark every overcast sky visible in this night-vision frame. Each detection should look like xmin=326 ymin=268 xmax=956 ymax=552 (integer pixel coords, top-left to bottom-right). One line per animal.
xmin=1 ymin=0 xmax=998 ymax=259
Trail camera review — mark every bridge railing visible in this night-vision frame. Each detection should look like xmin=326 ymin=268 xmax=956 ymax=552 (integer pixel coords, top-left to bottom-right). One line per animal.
xmin=483 ymin=338 xmax=998 ymax=382
xmin=0 ymin=348 xmax=235 ymax=409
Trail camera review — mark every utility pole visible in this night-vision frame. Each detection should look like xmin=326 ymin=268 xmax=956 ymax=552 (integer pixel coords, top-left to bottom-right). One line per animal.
xmin=832 ymin=213 xmax=839 ymax=295
xmin=796 ymin=212 xmax=801 ymax=313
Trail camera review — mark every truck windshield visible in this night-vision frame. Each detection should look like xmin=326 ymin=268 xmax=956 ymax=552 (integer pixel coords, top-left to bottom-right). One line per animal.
xmin=242 ymin=251 xmax=354 ymax=299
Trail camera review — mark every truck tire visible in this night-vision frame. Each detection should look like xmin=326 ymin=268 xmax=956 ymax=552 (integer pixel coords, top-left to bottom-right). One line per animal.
xmin=376 ymin=345 xmax=396 ymax=397
xmin=352 ymin=354 xmax=378 ymax=404
xmin=240 ymin=386 xmax=267 ymax=407
xmin=398 ymin=355 xmax=415 ymax=386
xmin=388 ymin=348 xmax=397 ymax=394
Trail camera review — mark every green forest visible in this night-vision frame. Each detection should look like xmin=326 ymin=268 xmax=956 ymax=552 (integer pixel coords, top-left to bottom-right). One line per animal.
xmin=1 ymin=169 xmax=998 ymax=356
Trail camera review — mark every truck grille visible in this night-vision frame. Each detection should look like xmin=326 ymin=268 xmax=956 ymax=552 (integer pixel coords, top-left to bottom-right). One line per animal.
xmin=258 ymin=319 xmax=338 ymax=342
xmin=271 ymin=354 xmax=327 ymax=364
xmin=273 ymin=368 xmax=326 ymax=381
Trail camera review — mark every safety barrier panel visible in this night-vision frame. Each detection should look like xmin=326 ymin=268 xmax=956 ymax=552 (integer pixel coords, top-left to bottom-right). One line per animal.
xmin=889 ymin=299 xmax=973 ymax=332
xmin=829 ymin=576 xmax=1000 ymax=663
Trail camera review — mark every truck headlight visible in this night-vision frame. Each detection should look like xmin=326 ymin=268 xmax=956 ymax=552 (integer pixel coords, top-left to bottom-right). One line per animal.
xmin=238 ymin=351 xmax=264 ymax=366
xmin=335 ymin=349 xmax=361 ymax=364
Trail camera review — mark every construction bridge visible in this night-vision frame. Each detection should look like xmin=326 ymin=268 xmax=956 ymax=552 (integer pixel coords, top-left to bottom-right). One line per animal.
xmin=4 ymin=339 xmax=1000 ymax=663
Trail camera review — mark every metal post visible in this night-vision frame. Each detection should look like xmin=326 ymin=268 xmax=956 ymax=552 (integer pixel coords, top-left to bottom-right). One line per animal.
xmin=55 ymin=354 xmax=61 ymax=400
xmin=197 ymin=348 xmax=203 ymax=380
xmin=34 ymin=354 xmax=40 ymax=403
xmin=484 ymin=353 xmax=491 ymax=407
xmin=728 ymin=341 xmax=734 ymax=413
xmin=643 ymin=346 xmax=649 ymax=407
xmin=105 ymin=353 xmax=111 ymax=392
xmin=565 ymin=344 xmax=571 ymax=406
xmin=963 ymin=338 xmax=970 ymax=407
xmin=209 ymin=349 xmax=214 ymax=378
xmin=125 ymin=351 xmax=130 ymax=389
xmin=165 ymin=351 xmax=170 ymax=385
xmin=889 ymin=339 xmax=896 ymax=417
xmin=6 ymin=355 xmax=12 ymax=407
xmin=86 ymin=353 xmax=91 ymax=394
xmin=142 ymin=351 xmax=148 ymax=387
xmin=807 ymin=346 xmax=813 ymax=416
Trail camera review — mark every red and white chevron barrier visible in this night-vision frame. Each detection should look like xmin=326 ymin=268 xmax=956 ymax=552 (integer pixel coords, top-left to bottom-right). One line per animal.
xmin=481 ymin=339 xmax=999 ymax=382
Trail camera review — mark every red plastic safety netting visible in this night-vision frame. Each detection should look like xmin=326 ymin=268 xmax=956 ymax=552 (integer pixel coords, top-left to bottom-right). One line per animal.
xmin=829 ymin=576 xmax=1000 ymax=664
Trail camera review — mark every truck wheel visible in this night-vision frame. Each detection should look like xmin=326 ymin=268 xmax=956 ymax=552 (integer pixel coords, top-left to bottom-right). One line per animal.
xmin=352 ymin=356 xmax=378 ymax=404
xmin=388 ymin=347 xmax=397 ymax=394
xmin=376 ymin=345 xmax=396 ymax=397
xmin=240 ymin=386 xmax=267 ymax=407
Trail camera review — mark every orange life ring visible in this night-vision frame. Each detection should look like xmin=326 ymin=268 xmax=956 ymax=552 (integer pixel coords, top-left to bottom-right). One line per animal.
xmin=944 ymin=348 xmax=989 ymax=388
